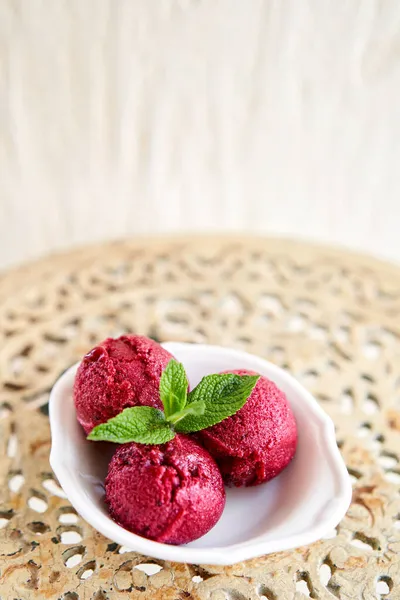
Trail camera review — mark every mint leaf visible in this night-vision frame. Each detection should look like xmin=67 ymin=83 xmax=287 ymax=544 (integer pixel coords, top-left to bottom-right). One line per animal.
xmin=167 ymin=400 xmax=205 ymax=425
xmin=175 ymin=373 xmax=259 ymax=433
xmin=87 ymin=406 xmax=175 ymax=445
xmin=159 ymin=359 xmax=188 ymax=418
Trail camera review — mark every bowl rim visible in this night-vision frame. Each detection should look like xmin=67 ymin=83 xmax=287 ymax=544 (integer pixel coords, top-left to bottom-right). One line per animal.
xmin=49 ymin=342 xmax=352 ymax=565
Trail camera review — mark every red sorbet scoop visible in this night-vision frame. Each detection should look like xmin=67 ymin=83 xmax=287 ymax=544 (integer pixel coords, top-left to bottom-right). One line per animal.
xmin=74 ymin=335 xmax=173 ymax=434
xmin=197 ymin=369 xmax=297 ymax=487
xmin=105 ymin=435 xmax=226 ymax=545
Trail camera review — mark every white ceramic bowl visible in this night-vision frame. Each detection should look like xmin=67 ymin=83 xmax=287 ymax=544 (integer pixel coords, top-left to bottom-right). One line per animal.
xmin=49 ymin=342 xmax=351 ymax=565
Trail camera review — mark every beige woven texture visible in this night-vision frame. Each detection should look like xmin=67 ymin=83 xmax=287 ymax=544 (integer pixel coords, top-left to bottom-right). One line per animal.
xmin=0 ymin=237 xmax=399 ymax=599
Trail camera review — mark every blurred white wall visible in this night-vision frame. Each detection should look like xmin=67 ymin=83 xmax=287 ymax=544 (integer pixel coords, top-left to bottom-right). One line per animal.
xmin=1 ymin=0 xmax=400 ymax=270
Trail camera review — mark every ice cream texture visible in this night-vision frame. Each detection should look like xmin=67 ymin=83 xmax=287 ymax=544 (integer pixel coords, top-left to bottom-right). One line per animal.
xmin=74 ymin=335 xmax=173 ymax=434
xmin=105 ymin=435 xmax=226 ymax=544
xmin=197 ymin=369 xmax=297 ymax=487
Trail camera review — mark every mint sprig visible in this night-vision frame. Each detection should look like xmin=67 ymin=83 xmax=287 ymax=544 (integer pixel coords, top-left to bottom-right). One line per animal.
xmin=174 ymin=373 xmax=259 ymax=433
xmin=87 ymin=406 xmax=174 ymax=444
xmin=87 ymin=359 xmax=259 ymax=445
xmin=167 ymin=399 xmax=206 ymax=425
xmin=159 ymin=359 xmax=188 ymax=418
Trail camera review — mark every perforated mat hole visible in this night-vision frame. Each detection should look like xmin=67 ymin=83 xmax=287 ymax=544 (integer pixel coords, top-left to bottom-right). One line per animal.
xmin=373 ymin=434 xmax=385 ymax=449
xmin=319 ymin=557 xmax=335 ymax=588
xmin=361 ymin=373 xmax=375 ymax=383
xmin=134 ymin=563 xmax=163 ymax=576
xmin=0 ymin=509 xmax=14 ymax=529
xmin=80 ymin=569 xmax=94 ymax=580
xmin=106 ymin=542 xmax=119 ymax=552
xmin=66 ymin=554 xmax=83 ymax=568
xmin=24 ymin=391 xmax=50 ymax=411
xmin=63 ymin=545 xmax=85 ymax=568
xmin=287 ymin=315 xmax=306 ymax=332
xmin=376 ymin=576 xmax=393 ymax=596
xmin=316 ymin=393 xmax=331 ymax=403
xmin=258 ymin=294 xmax=283 ymax=314
xmin=347 ymin=468 xmax=362 ymax=485
xmin=267 ymin=346 xmax=286 ymax=364
xmin=27 ymin=521 xmax=50 ymax=535
xmin=378 ymin=452 xmax=398 ymax=470
xmin=351 ymin=532 xmax=380 ymax=551
xmin=58 ymin=507 xmax=79 ymax=524
xmin=8 ymin=471 xmax=25 ymax=493
xmin=42 ymin=340 xmax=61 ymax=359
xmin=58 ymin=525 xmax=83 ymax=545
xmin=192 ymin=575 xmax=203 ymax=583
xmin=0 ymin=518 xmax=10 ymax=530
xmin=7 ymin=425 xmax=18 ymax=457
xmin=301 ymin=370 xmax=319 ymax=386
xmin=219 ymin=293 xmax=245 ymax=316
xmin=257 ymin=585 xmax=277 ymax=600
xmin=62 ymin=322 xmax=80 ymax=338
xmin=10 ymin=356 xmax=26 ymax=375
xmin=4 ymin=381 xmax=27 ymax=392
xmin=385 ymin=470 xmax=400 ymax=484
xmin=296 ymin=572 xmax=314 ymax=597
xmin=118 ymin=545 xmax=133 ymax=554
xmin=363 ymin=393 xmax=380 ymax=415
xmin=357 ymin=422 xmax=372 ymax=438
xmin=0 ymin=402 xmax=12 ymax=419
xmin=59 ymin=514 xmax=78 ymax=524
xmin=363 ymin=340 xmax=382 ymax=359
xmin=42 ymin=477 xmax=67 ymax=498
xmin=61 ymin=531 xmax=81 ymax=545
xmin=326 ymin=360 xmax=340 ymax=372
xmin=28 ymin=491 xmax=48 ymax=513
xmin=340 ymin=389 xmax=354 ymax=414
xmin=309 ymin=323 xmax=327 ymax=341
xmin=77 ymin=560 xmax=96 ymax=580
xmin=92 ymin=591 xmax=109 ymax=600
xmin=296 ymin=581 xmax=310 ymax=596
xmin=335 ymin=326 xmax=349 ymax=343
xmin=295 ymin=297 xmax=316 ymax=310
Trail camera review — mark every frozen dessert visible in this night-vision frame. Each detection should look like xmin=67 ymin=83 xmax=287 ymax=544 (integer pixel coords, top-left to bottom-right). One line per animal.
xmin=74 ymin=335 xmax=174 ymax=434
xmin=105 ymin=434 xmax=225 ymax=544
xmin=73 ymin=335 xmax=297 ymax=545
xmin=197 ymin=369 xmax=297 ymax=487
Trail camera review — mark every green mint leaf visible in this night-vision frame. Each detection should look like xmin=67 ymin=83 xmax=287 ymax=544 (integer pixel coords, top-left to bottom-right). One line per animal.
xmin=174 ymin=373 xmax=259 ymax=433
xmin=87 ymin=406 xmax=175 ymax=445
xmin=167 ymin=400 xmax=206 ymax=425
xmin=159 ymin=359 xmax=188 ymax=418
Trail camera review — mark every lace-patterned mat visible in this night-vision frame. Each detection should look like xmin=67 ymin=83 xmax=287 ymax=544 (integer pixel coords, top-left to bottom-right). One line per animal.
xmin=0 ymin=237 xmax=399 ymax=600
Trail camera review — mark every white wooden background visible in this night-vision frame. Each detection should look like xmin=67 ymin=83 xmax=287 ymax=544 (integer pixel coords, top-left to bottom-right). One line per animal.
xmin=1 ymin=0 xmax=400 ymax=270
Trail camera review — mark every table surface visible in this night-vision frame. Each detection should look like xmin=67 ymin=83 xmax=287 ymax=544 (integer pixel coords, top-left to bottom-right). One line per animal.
xmin=0 ymin=236 xmax=399 ymax=599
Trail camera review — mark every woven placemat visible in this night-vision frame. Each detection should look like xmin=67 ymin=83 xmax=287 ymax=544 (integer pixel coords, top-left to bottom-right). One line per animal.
xmin=0 ymin=236 xmax=399 ymax=600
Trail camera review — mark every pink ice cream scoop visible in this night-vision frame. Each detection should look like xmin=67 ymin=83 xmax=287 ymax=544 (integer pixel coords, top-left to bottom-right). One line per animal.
xmin=74 ymin=335 xmax=173 ymax=434
xmin=105 ymin=435 xmax=226 ymax=545
xmin=197 ymin=369 xmax=297 ymax=487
